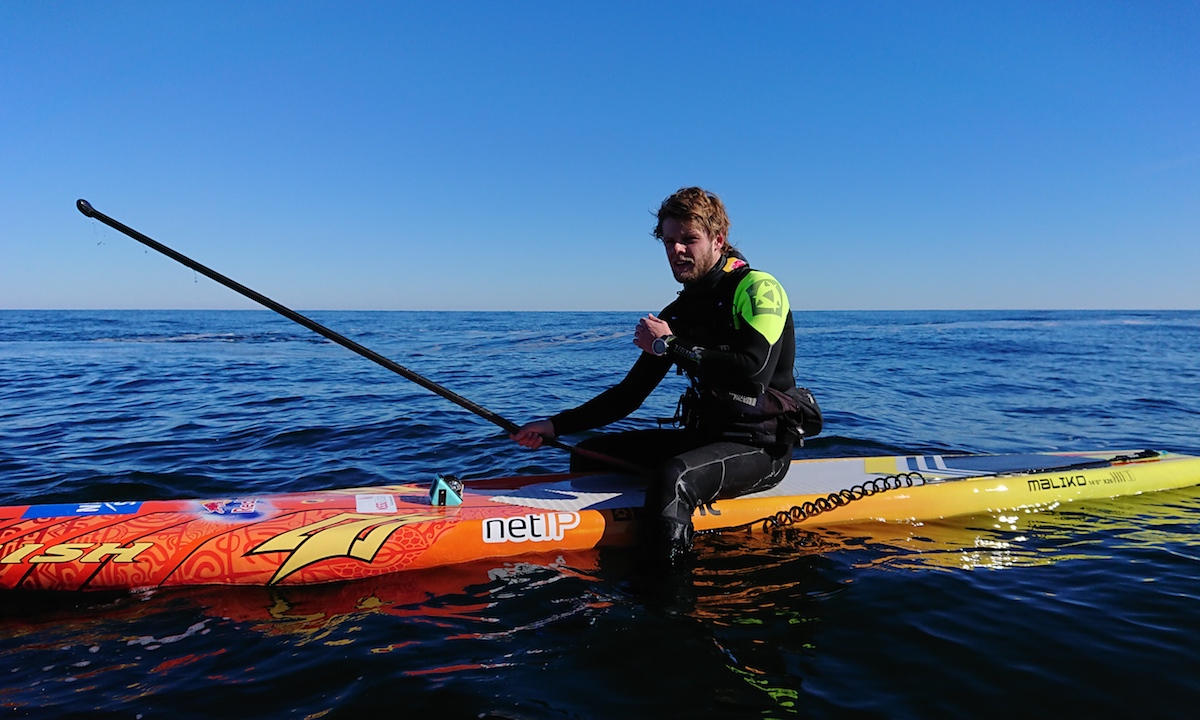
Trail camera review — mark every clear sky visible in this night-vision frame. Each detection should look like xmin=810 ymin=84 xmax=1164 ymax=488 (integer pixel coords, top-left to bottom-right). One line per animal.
xmin=3 ymin=1 xmax=1197 ymax=311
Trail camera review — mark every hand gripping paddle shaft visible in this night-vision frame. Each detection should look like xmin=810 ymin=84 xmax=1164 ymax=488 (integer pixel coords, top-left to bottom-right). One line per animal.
xmin=76 ymin=199 xmax=645 ymax=476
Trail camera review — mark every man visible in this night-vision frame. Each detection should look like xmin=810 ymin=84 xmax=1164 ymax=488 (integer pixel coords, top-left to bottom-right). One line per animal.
xmin=512 ymin=187 xmax=815 ymax=560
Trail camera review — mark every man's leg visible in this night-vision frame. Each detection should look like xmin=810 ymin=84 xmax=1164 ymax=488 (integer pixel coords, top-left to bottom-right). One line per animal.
xmin=568 ymin=429 xmax=695 ymax=473
xmin=651 ymin=442 xmax=792 ymax=557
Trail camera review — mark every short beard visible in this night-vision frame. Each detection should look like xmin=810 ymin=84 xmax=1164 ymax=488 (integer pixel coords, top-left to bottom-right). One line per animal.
xmin=673 ymin=254 xmax=718 ymax=284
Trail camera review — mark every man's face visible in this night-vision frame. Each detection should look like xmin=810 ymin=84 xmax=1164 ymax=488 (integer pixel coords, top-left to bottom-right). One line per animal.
xmin=660 ymin=217 xmax=724 ymax=284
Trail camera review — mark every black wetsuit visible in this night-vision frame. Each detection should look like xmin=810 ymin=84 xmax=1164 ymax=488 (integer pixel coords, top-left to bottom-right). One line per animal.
xmin=550 ymin=253 xmax=798 ymax=552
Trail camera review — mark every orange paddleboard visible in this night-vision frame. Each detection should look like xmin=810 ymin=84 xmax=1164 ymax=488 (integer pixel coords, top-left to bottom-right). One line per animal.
xmin=2 ymin=449 xmax=1196 ymax=591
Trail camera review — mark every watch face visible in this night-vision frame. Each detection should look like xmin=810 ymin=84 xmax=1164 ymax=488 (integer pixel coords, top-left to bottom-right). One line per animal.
xmin=652 ymin=337 xmax=667 ymax=355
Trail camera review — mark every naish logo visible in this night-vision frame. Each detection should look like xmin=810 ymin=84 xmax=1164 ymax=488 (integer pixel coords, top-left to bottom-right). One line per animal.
xmin=0 ymin=542 xmax=153 ymax=565
xmin=251 ymin=511 xmax=444 ymax=585
xmin=22 ymin=501 xmax=143 ymax=519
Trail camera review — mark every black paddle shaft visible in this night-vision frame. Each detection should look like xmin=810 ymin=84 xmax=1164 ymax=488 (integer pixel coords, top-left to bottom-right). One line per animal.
xmin=76 ymin=199 xmax=644 ymax=475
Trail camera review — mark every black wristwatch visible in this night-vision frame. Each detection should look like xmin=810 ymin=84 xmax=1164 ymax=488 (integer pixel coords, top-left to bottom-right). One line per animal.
xmin=651 ymin=335 xmax=675 ymax=356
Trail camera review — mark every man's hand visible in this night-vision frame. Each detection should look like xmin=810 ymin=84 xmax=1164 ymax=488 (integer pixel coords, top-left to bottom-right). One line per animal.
xmin=634 ymin=313 xmax=673 ymax=354
xmin=510 ymin=419 xmax=557 ymax=450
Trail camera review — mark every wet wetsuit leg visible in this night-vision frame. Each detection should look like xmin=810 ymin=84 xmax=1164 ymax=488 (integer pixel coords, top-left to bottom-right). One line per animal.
xmin=571 ymin=431 xmax=792 ymax=553
xmin=651 ymin=441 xmax=792 ymax=529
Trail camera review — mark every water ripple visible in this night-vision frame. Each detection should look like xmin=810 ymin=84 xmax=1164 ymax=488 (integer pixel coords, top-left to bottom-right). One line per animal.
xmin=1 ymin=309 xmax=1199 ymax=717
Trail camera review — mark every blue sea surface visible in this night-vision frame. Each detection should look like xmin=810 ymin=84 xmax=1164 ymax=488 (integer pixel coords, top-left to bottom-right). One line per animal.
xmin=1 ymin=309 xmax=1198 ymax=718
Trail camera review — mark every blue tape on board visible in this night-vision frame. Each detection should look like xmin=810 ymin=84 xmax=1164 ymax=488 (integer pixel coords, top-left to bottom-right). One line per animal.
xmin=429 ymin=475 xmax=464 ymax=507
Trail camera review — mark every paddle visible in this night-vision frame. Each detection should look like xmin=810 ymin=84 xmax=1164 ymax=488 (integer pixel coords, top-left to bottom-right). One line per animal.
xmin=76 ymin=199 xmax=645 ymax=476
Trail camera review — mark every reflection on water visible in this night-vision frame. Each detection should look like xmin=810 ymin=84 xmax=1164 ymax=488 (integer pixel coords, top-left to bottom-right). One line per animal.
xmin=672 ymin=484 xmax=1200 ymax=718
xmin=1 ymin=484 xmax=1198 ymax=717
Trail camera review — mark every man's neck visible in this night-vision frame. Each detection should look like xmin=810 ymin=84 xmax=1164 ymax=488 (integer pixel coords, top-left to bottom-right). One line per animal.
xmin=681 ymin=254 xmax=732 ymax=292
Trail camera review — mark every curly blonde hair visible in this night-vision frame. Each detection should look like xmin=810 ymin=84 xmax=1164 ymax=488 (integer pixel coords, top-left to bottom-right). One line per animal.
xmin=652 ymin=187 xmax=737 ymax=253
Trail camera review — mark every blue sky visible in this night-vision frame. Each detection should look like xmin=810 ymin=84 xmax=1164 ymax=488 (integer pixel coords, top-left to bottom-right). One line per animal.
xmin=3 ymin=1 xmax=1197 ymax=311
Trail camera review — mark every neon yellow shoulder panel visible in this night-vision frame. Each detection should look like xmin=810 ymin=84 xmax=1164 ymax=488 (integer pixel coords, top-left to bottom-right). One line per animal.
xmin=732 ymin=270 xmax=789 ymax=343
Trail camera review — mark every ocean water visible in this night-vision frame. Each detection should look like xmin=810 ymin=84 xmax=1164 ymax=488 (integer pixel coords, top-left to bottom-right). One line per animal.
xmin=1 ymin=309 xmax=1198 ymax=718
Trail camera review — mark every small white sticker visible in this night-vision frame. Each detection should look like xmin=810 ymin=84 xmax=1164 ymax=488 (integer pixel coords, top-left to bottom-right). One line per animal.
xmin=355 ymin=494 xmax=398 ymax=514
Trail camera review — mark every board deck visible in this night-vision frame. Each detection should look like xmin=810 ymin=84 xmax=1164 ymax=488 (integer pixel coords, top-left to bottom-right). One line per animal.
xmin=1 ymin=449 xmax=1197 ymax=591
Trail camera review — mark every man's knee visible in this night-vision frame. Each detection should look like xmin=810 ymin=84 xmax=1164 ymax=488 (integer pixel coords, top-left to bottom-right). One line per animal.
xmin=651 ymin=456 xmax=721 ymax=519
